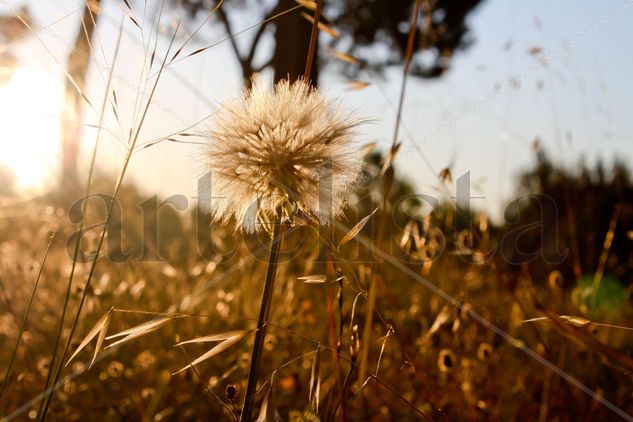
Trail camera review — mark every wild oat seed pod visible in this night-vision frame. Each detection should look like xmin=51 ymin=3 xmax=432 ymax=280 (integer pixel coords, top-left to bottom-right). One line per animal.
xmin=203 ymin=78 xmax=363 ymax=232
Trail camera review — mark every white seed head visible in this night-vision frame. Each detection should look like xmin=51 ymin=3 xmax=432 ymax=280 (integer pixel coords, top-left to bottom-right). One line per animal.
xmin=202 ymin=78 xmax=364 ymax=232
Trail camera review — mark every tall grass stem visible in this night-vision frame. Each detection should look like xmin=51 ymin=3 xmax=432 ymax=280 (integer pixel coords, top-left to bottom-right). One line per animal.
xmin=0 ymin=233 xmax=55 ymax=402
xmin=240 ymin=217 xmax=284 ymax=421
xmin=37 ymin=15 xmax=177 ymax=420
xmin=36 ymin=21 xmax=123 ymax=420
xmin=355 ymin=1 xmax=421 ymax=417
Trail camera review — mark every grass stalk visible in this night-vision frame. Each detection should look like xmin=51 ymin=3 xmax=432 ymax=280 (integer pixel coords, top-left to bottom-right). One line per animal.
xmin=354 ymin=1 xmax=421 ymax=417
xmin=303 ymin=0 xmax=323 ymax=81
xmin=37 ymin=15 xmax=177 ymax=420
xmin=0 ymin=233 xmax=55 ymax=402
xmin=35 ymin=21 xmax=123 ymax=420
xmin=591 ymin=203 xmax=621 ymax=296
xmin=325 ymin=250 xmax=347 ymax=421
xmin=240 ymin=217 xmax=284 ymax=421
xmin=325 ymin=307 xmax=345 ymax=420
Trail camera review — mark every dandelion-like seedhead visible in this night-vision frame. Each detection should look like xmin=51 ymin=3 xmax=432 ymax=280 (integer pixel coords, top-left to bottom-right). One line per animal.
xmin=203 ymin=78 xmax=364 ymax=232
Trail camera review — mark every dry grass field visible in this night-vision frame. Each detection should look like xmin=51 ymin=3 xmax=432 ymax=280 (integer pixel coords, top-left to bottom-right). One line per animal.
xmin=1 ymin=1 xmax=633 ymax=421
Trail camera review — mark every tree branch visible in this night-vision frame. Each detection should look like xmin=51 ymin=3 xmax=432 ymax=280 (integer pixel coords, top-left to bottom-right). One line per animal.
xmin=253 ymin=56 xmax=273 ymax=73
xmin=245 ymin=11 xmax=271 ymax=65
xmin=216 ymin=5 xmax=243 ymax=62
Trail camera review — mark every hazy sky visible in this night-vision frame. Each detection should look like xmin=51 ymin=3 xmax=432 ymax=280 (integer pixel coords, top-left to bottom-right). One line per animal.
xmin=1 ymin=0 xmax=632 ymax=220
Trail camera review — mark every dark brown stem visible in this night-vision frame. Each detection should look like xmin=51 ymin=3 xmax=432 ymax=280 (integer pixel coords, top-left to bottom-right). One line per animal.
xmin=303 ymin=0 xmax=323 ymax=82
xmin=326 ymin=250 xmax=348 ymax=421
xmin=240 ymin=218 xmax=284 ymax=421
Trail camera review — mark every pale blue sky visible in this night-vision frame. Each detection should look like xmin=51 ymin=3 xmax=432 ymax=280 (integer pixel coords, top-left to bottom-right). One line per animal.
xmin=1 ymin=0 xmax=632 ymax=220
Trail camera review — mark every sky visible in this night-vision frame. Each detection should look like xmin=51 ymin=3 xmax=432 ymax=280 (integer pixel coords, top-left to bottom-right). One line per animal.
xmin=0 ymin=0 xmax=632 ymax=221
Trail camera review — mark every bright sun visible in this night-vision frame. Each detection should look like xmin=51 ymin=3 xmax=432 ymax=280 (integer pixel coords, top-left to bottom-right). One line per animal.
xmin=0 ymin=67 xmax=62 ymax=191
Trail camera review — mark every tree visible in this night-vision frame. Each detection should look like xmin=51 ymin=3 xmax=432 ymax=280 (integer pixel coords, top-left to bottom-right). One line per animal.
xmin=172 ymin=0 xmax=484 ymax=85
xmin=0 ymin=7 xmax=31 ymax=86
xmin=61 ymin=0 xmax=100 ymax=190
xmin=333 ymin=0 xmax=484 ymax=78
xmin=500 ymin=150 xmax=633 ymax=289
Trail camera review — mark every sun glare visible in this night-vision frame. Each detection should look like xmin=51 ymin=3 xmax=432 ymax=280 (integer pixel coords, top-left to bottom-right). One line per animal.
xmin=0 ymin=67 xmax=62 ymax=191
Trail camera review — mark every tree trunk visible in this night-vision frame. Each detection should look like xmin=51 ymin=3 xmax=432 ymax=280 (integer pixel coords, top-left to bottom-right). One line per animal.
xmin=61 ymin=0 xmax=99 ymax=191
xmin=271 ymin=0 xmax=319 ymax=84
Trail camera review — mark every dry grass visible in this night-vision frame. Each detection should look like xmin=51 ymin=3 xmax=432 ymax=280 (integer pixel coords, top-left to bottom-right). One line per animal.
xmin=1 ymin=1 xmax=633 ymax=421
xmin=0 ymin=167 xmax=632 ymax=421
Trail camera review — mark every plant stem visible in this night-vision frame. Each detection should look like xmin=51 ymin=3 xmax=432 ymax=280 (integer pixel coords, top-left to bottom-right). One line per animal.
xmin=303 ymin=0 xmax=323 ymax=81
xmin=355 ymin=2 xmax=421 ymax=417
xmin=38 ymin=17 xmax=177 ymax=421
xmin=0 ymin=233 xmax=55 ymax=402
xmin=240 ymin=217 xmax=284 ymax=422
xmin=592 ymin=202 xmax=621 ymax=297
xmin=326 ymin=250 xmax=347 ymax=421
xmin=36 ymin=20 xmax=123 ymax=420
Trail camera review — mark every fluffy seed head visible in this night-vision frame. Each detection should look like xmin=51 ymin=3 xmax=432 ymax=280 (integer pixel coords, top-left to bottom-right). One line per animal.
xmin=202 ymin=79 xmax=363 ymax=232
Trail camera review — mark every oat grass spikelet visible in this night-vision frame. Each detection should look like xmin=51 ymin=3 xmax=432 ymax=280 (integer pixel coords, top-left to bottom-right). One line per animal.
xmin=204 ymin=78 xmax=363 ymax=232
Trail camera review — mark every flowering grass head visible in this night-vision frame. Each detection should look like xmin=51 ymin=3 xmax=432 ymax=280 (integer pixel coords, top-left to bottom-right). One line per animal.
xmin=203 ymin=78 xmax=364 ymax=232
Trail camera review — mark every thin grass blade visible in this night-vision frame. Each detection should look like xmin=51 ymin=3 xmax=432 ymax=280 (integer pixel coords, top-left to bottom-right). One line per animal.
xmin=104 ymin=316 xmax=171 ymax=349
xmin=331 ymin=49 xmax=360 ymax=65
xmin=255 ymin=385 xmax=278 ymax=422
xmin=300 ymin=12 xmax=339 ymax=37
xmin=338 ymin=208 xmax=378 ymax=249
xmin=90 ymin=311 xmax=111 ymax=368
xmin=175 ymin=330 xmax=250 ymax=346
xmin=173 ymin=333 xmax=249 ymax=375
xmin=298 ymin=275 xmax=327 ymax=284
xmin=309 ymin=346 xmax=321 ymax=412
xmin=66 ymin=308 xmax=112 ymax=367
xmin=295 ymin=0 xmax=316 ymax=10
xmin=347 ymin=80 xmax=370 ymax=90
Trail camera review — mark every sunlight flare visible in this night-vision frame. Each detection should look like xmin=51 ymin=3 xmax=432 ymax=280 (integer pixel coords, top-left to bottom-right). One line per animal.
xmin=0 ymin=67 xmax=62 ymax=190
